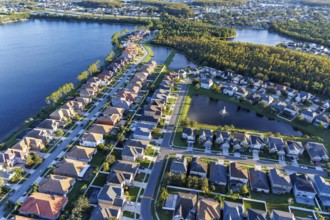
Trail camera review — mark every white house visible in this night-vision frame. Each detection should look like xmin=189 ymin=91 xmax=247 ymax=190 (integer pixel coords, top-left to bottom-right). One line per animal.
xmin=80 ymin=132 xmax=104 ymax=147
xmin=200 ymin=79 xmax=213 ymax=89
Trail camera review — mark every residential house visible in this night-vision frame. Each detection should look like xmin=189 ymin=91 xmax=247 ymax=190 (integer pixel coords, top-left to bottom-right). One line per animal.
xmin=197 ymin=198 xmax=221 ymax=220
xmin=80 ymin=132 xmax=104 ymax=147
xmin=66 ymin=145 xmax=97 ymax=162
xmin=13 ymin=136 xmax=45 ymax=152
xmin=38 ymin=175 xmax=75 ymax=196
xmin=75 ymin=97 xmax=92 ymax=106
xmin=79 ymin=87 xmax=96 ymax=98
xmin=37 ymin=119 xmax=59 ymax=134
xmin=97 ymin=183 xmax=125 ymax=208
xmin=209 ymin=162 xmax=227 ymax=186
xmin=49 ymin=109 xmax=75 ymax=125
xmin=103 ymin=107 xmax=125 ymax=117
xmin=170 ymin=157 xmax=188 ymax=175
xmin=140 ymin=114 xmax=160 ymax=126
xmin=314 ymin=114 xmax=330 ymax=128
xmin=305 ymin=142 xmax=329 ymax=164
xmin=143 ymin=104 xmax=162 ymax=117
xmin=190 ymin=157 xmax=208 ymax=178
xmin=235 ymin=88 xmax=248 ymax=98
xmin=132 ymin=122 xmax=154 ymax=141
xmin=223 ymin=86 xmax=237 ymax=96
xmin=272 ymin=210 xmax=295 ymax=220
xmin=198 ymin=129 xmax=213 ymax=149
xmin=295 ymin=91 xmax=313 ymax=102
xmin=215 ymin=131 xmax=230 ymax=145
xmin=90 ymin=205 xmax=122 ymax=220
xmin=19 ymin=192 xmax=68 ymax=220
xmin=246 ymin=93 xmax=262 ymax=104
xmin=270 ymin=101 xmax=287 ymax=112
xmin=285 ymin=140 xmax=304 ymax=159
xmin=229 ymin=162 xmax=248 ymax=191
xmin=249 ymin=168 xmax=270 ymax=193
xmin=283 ymin=103 xmax=301 ymax=116
xmin=250 ymin=78 xmax=263 ymax=89
xmin=223 ymin=201 xmax=244 ymax=220
xmin=97 ymin=114 xmax=121 ymax=126
xmin=200 ymin=79 xmax=213 ymax=89
xmin=232 ymin=133 xmax=249 ymax=150
xmin=239 ymin=76 xmax=251 ymax=85
xmin=311 ymin=175 xmax=330 ymax=207
xmin=291 ymin=173 xmax=316 ymax=205
xmin=111 ymin=160 xmax=139 ymax=181
xmin=232 ymin=74 xmax=243 ymax=84
xmin=121 ymin=146 xmax=143 ymax=161
xmin=125 ymin=139 xmax=149 ymax=151
xmin=88 ymin=124 xmax=113 ymax=135
xmin=53 ymin=158 xmax=90 ymax=179
xmin=247 ymin=209 xmax=270 ymax=220
xmin=268 ymin=136 xmax=285 ymax=156
xmin=268 ymin=168 xmax=292 ymax=194
xmin=173 ymin=192 xmax=197 ymax=220
xmin=300 ymin=109 xmax=317 ymax=123
xmin=259 ymin=95 xmax=274 ymax=106
xmin=182 ymin=128 xmax=196 ymax=143
xmin=25 ymin=128 xmax=51 ymax=144
xmin=107 ymin=172 xmax=127 ymax=187
xmin=62 ymin=100 xmax=83 ymax=113
xmin=249 ymin=135 xmax=266 ymax=150
xmin=0 ymin=149 xmax=16 ymax=168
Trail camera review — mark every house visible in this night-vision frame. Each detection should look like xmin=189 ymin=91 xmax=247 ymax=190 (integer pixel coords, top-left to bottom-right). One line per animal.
xmin=170 ymin=157 xmax=188 ymax=175
xmin=190 ymin=157 xmax=207 ymax=178
xmin=143 ymin=104 xmax=162 ymax=117
xmin=19 ymin=192 xmax=68 ymax=220
xmin=111 ymin=160 xmax=139 ymax=180
xmin=140 ymin=114 xmax=160 ymax=126
xmin=232 ymin=133 xmax=249 ymax=150
xmin=249 ymin=135 xmax=266 ymax=150
xmin=88 ymin=124 xmax=113 ymax=135
xmin=269 ymin=168 xmax=292 ymax=194
xmin=250 ymin=78 xmax=263 ymax=89
xmin=107 ymin=172 xmax=127 ymax=187
xmin=39 ymin=175 xmax=75 ymax=196
xmin=311 ymin=175 xmax=330 ymax=207
xmin=272 ymin=210 xmax=295 ymax=220
xmin=300 ymin=109 xmax=317 ymax=123
xmin=232 ymin=74 xmax=243 ymax=84
xmin=235 ymin=88 xmax=248 ymax=98
xmin=246 ymin=93 xmax=262 ymax=104
xmin=10 ymin=215 xmax=36 ymax=220
xmin=223 ymin=86 xmax=237 ymax=96
xmin=121 ymin=146 xmax=143 ymax=161
xmin=283 ymin=103 xmax=301 ymax=116
xmin=259 ymin=95 xmax=274 ymax=106
xmin=125 ymin=139 xmax=149 ymax=150
xmin=96 ymin=114 xmax=121 ymax=126
xmin=0 ymin=149 xmax=16 ymax=168
xmin=270 ymin=101 xmax=287 ymax=112
xmin=49 ymin=109 xmax=75 ymax=124
xmin=90 ymin=205 xmax=122 ymax=220
xmin=13 ymin=136 xmax=45 ymax=152
xmin=239 ymin=76 xmax=251 ymax=85
xmin=80 ymin=132 xmax=104 ymax=147
xmin=182 ymin=127 xmax=196 ymax=143
xmin=215 ymin=131 xmax=230 ymax=144
xmin=66 ymin=145 xmax=97 ymax=162
xmin=291 ymin=173 xmax=316 ymax=205
xmin=37 ymin=119 xmax=59 ymax=134
xmin=97 ymin=184 xmax=125 ymax=208
xmin=314 ymin=114 xmax=330 ymax=128
xmin=76 ymin=97 xmax=92 ymax=106
xmin=102 ymin=107 xmax=125 ymax=117
xmin=25 ymin=128 xmax=52 ymax=144
xmin=163 ymin=194 xmax=178 ymax=211
xmin=132 ymin=122 xmax=154 ymax=141
xmin=62 ymin=100 xmax=83 ymax=112
xmin=200 ymin=78 xmax=213 ymax=89
xmin=268 ymin=136 xmax=285 ymax=156
xmin=285 ymin=140 xmax=304 ymax=158
xmin=223 ymin=201 xmax=244 ymax=220
xmin=295 ymin=91 xmax=313 ymax=102
xmin=305 ymin=142 xmax=329 ymax=164
xmin=247 ymin=209 xmax=270 ymax=220
xmin=197 ymin=198 xmax=221 ymax=220
xmin=209 ymin=162 xmax=227 ymax=186
xmin=249 ymin=168 xmax=270 ymax=193
xmin=198 ymin=129 xmax=213 ymax=149
xmin=0 ymin=170 xmax=15 ymax=181
xmin=229 ymin=162 xmax=248 ymax=191
xmin=53 ymin=158 xmax=90 ymax=179
xmin=173 ymin=192 xmax=197 ymax=220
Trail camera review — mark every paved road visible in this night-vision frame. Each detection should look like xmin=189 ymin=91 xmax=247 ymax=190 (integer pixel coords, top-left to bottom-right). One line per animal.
xmin=0 ymin=44 xmax=148 ymax=219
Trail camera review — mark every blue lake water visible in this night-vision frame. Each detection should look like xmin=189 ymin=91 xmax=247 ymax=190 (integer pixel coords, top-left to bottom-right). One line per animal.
xmin=0 ymin=19 xmax=137 ymax=140
xmin=188 ymin=95 xmax=302 ymax=136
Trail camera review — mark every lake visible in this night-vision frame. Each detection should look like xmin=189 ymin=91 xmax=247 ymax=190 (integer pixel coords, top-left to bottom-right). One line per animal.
xmin=232 ymin=29 xmax=295 ymax=46
xmin=188 ymin=95 xmax=302 ymax=136
xmin=0 ymin=19 xmax=137 ymax=141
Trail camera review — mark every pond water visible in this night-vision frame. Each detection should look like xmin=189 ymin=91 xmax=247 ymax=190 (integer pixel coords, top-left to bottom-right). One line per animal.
xmin=188 ymin=95 xmax=302 ymax=136
xmin=168 ymin=52 xmax=197 ymax=70
xmin=0 ymin=19 xmax=137 ymax=140
xmin=149 ymin=45 xmax=172 ymax=64
xmin=232 ymin=29 xmax=295 ymax=46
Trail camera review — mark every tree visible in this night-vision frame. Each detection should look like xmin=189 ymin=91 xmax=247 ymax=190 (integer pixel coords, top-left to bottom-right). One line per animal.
xmin=70 ymin=196 xmax=90 ymax=220
xmin=159 ymin=187 xmax=169 ymax=203
xmin=0 ymin=177 xmax=4 ymax=186
xmin=103 ymin=162 xmax=110 ymax=172
xmin=33 ymin=153 xmax=43 ymax=165
xmin=56 ymin=129 xmax=64 ymax=136
xmin=200 ymin=178 xmax=209 ymax=193
xmin=239 ymin=184 xmax=249 ymax=195
xmin=106 ymin=155 xmax=116 ymax=164
xmin=25 ymin=155 xmax=34 ymax=166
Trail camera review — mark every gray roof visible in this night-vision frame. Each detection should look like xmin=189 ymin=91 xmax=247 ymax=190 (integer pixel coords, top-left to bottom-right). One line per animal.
xmin=199 ymin=129 xmax=213 ymax=138
xmin=183 ymin=127 xmax=195 ymax=136
xmin=291 ymin=174 xmax=316 ymax=193
xmin=190 ymin=157 xmax=207 ymax=175
xmin=125 ymin=139 xmax=149 ymax=150
xmin=170 ymin=157 xmax=188 ymax=175
xmin=286 ymin=140 xmax=303 ymax=152
xmin=223 ymin=201 xmax=243 ymax=220
xmin=111 ymin=160 xmax=139 ymax=175
xmin=121 ymin=146 xmax=141 ymax=158
xmin=306 ymin=142 xmax=328 ymax=158
xmin=98 ymin=184 xmax=123 ymax=203
xmin=90 ymin=205 xmax=121 ymax=220
xmin=247 ymin=208 xmax=270 ymax=220
xmin=216 ymin=131 xmax=230 ymax=140
xmin=175 ymin=192 xmax=197 ymax=219
xmin=107 ymin=172 xmax=126 ymax=185
xmin=313 ymin=175 xmax=330 ymax=195
xmin=268 ymin=136 xmax=285 ymax=151
xmin=249 ymin=168 xmax=270 ymax=191
xmin=250 ymin=135 xmax=266 ymax=145
xmin=230 ymin=162 xmax=248 ymax=180
xmin=272 ymin=210 xmax=295 ymax=220
xmin=269 ymin=169 xmax=292 ymax=188
xmin=209 ymin=162 xmax=227 ymax=185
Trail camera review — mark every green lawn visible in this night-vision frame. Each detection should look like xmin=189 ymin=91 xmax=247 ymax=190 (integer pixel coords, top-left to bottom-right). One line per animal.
xmin=123 ymin=211 xmax=140 ymax=219
xmin=138 ymin=159 xmax=151 ymax=169
xmin=112 ymin=149 xmax=122 ymax=160
xmin=291 ymin=209 xmax=315 ymax=218
xmin=143 ymin=44 xmax=154 ymax=63
xmin=243 ymin=200 xmax=267 ymax=211
xmin=90 ymin=151 xmax=107 ymax=167
xmin=92 ymin=173 xmax=107 ymax=187
xmin=128 ymin=186 xmax=141 ymax=201
xmin=134 ymin=172 xmax=146 ymax=182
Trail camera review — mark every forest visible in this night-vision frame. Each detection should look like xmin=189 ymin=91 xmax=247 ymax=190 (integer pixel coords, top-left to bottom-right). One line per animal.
xmin=300 ymin=0 xmax=330 ymax=6
xmin=191 ymin=0 xmax=246 ymax=6
xmin=271 ymin=20 xmax=330 ymax=47
xmin=75 ymin=0 xmax=123 ymax=8
xmin=152 ymin=17 xmax=330 ymax=97
xmin=138 ymin=0 xmax=194 ymax=17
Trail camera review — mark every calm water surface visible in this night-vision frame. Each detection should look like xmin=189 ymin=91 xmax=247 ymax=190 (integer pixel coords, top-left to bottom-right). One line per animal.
xmin=188 ymin=95 xmax=302 ymax=136
xmin=232 ymin=29 xmax=295 ymax=46
xmin=0 ymin=19 xmax=136 ymax=140
xmin=149 ymin=45 xmax=172 ymax=64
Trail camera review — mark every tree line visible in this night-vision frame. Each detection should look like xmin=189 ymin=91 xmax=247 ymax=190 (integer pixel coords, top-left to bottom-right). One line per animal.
xmin=191 ymin=0 xmax=246 ymax=6
xmin=270 ymin=20 xmax=330 ymax=47
xmin=75 ymin=0 xmax=123 ymax=8
xmin=77 ymin=60 xmax=100 ymax=82
xmin=45 ymin=83 xmax=74 ymax=105
xmin=300 ymin=0 xmax=330 ymax=6
xmin=152 ymin=16 xmax=330 ymax=97
xmin=138 ymin=0 xmax=194 ymax=17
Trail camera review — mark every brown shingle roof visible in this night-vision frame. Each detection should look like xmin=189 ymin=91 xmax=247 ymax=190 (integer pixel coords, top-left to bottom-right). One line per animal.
xmin=39 ymin=175 xmax=75 ymax=195
xmin=66 ymin=146 xmax=96 ymax=160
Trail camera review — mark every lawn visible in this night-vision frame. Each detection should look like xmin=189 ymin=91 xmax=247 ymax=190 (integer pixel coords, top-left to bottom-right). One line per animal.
xmin=291 ymin=208 xmax=315 ymax=218
xmin=90 ymin=151 xmax=107 ymax=167
xmin=243 ymin=200 xmax=267 ymax=211
xmin=128 ymin=186 xmax=141 ymax=201
xmin=142 ymin=44 xmax=154 ymax=63
xmin=112 ymin=149 xmax=122 ymax=160
xmin=123 ymin=211 xmax=140 ymax=219
xmin=138 ymin=158 xmax=151 ymax=169
xmin=92 ymin=173 xmax=107 ymax=187
xmin=134 ymin=172 xmax=146 ymax=182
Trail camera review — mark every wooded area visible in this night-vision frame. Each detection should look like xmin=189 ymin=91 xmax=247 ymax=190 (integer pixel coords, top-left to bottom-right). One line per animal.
xmin=138 ymin=0 xmax=194 ymax=17
xmin=152 ymin=16 xmax=330 ymax=97
xmin=300 ymin=0 xmax=330 ymax=6
xmin=191 ymin=0 xmax=246 ymax=6
xmin=75 ymin=0 xmax=123 ymax=8
xmin=271 ymin=20 xmax=330 ymax=47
